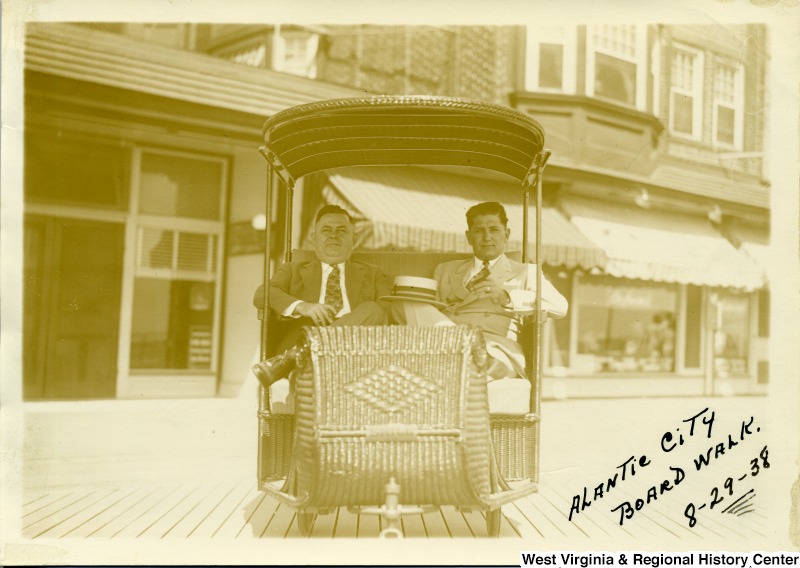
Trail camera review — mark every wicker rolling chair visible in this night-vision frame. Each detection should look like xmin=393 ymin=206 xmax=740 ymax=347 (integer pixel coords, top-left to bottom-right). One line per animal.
xmin=260 ymin=324 xmax=536 ymax=537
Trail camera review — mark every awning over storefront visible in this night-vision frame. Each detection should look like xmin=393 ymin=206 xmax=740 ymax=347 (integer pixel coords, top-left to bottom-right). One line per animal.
xmin=726 ymin=222 xmax=770 ymax=284
xmin=316 ymin=166 xmax=606 ymax=269
xmin=564 ymin=197 xmax=765 ymax=291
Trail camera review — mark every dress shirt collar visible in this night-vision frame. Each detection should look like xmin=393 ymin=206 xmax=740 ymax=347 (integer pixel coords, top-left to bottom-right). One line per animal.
xmin=471 ymin=254 xmax=503 ymax=272
xmin=320 ymin=261 xmax=345 ymax=276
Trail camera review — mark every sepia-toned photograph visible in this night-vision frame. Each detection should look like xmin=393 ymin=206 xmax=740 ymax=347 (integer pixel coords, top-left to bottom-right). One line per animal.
xmin=1 ymin=0 xmax=799 ymax=565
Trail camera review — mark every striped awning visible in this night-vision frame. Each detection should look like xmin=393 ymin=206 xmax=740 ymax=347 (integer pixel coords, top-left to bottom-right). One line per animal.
xmin=727 ymin=222 xmax=770 ymax=282
xmin=564 ymin=198 xmax=765 ymax=291
xmin=313 ymin=165 xmax=606 ymax=269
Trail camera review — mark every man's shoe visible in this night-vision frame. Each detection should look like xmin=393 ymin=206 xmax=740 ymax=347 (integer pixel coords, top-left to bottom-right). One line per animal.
xmin=252 ymin=349 xmax=297 ymax=389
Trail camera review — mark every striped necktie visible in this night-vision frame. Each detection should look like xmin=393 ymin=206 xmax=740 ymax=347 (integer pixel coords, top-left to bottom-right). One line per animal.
xmin=326 ymin=264 xmax=344 ymax=314
xmin=467 ymin=260 xmax=491 ymax=289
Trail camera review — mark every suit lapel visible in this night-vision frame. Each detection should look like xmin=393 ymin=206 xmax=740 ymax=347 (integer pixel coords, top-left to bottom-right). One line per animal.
xmin=448 ymin=259 xmax=473 ymax=303
xmin=491 ymin=254 xmax=517 ymax=283
xmin=300 ymin=261 xmax=322 ymax=303
xmin=345 ymin=261 xmax=363 ymax=306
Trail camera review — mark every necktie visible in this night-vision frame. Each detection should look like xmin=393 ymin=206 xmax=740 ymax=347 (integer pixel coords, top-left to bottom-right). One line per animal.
xmin=326 ymin=264 xmax=344 ymax=314
xmin=467 ymin=260 xmax=491 ymax=289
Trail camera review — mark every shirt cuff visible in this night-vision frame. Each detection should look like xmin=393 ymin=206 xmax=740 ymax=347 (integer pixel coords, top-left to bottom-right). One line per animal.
xmin=282 ymin=300 xmax=303 ymax=318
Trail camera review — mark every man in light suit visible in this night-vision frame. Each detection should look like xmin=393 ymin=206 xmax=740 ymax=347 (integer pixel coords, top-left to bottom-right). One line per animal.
xmin=252 ymin=205 xmax=390 ymax=387
xmin=393 ymin=201 xmax=568 ymax=378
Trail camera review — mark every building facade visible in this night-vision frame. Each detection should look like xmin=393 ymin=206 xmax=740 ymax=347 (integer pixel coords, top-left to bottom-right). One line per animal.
xmin=21 ymin=22 xmax=770 ymax=401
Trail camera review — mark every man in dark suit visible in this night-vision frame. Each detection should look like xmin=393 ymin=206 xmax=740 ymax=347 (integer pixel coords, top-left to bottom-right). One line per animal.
xmin=252 ymin=205 xmax=391 ymax=387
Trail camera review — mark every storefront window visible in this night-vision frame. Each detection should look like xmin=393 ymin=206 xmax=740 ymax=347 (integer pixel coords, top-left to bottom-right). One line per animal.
xmin=576 ymin=276 xmax=677 ymax=373
xmin=130 ymin=279 xmax=215 ymax=369
xmin=711 ymin=291 xmax=750 ymax=377
xmin=129 ymin=149 xmax=225 ymax=373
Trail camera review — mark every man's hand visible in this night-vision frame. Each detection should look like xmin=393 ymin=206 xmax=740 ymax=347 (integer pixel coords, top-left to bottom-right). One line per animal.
xmin=469 ymin=276 xmax=511 ymax=306
xmin=293 ymin=302 xmax=338 ymax=325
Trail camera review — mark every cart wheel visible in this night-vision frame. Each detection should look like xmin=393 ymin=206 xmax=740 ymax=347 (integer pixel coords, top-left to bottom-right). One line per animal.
xmin=297 ymin=511 xmax=315 ymax=535
xmin=486 ymin=509 xmax=501 ymax=537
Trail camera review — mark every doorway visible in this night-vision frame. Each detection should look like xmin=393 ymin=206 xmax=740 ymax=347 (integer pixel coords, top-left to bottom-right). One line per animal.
xmin=23 ymin=216 xmax=124 ymax=400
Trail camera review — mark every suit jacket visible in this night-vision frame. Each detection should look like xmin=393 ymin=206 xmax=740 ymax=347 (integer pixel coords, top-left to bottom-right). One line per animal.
xmin=269 ymin=258 xmax=391 ymax=313
xmin=254 ymin=259 xmax=392 ymax=315
xmin=254 ymin=259 xmax=391 ymax=354
xmin=434 ymin=254 xmax=568 ymax=338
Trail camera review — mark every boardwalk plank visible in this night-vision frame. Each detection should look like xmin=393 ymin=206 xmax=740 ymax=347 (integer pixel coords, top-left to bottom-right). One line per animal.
xmin=158 ymin=483 xmax=226 ymax=539
xmin=48 ymin=489 xmax=138 ymax=538
xmin=459 ymin=508 xmax=487 ymax=538
xmin=135 ymin=484 xmax=207 ymax=538
xmin=22 ymin=492 xmax=55 ymax=510
xmin=612 ymin=482 xmax=708 ymax=542
xmin=263 ymin=502 xmax=302 ymax=538
xmin=308 ymin=509 xmax=337 ymax=538
xmin=420 ymin=508 xmax=449 ymax=537
xmin=512 ymin=493 xmax=570 ymax=540
xmin=110 ymin=484 xmax=197 ymax=538
xmin=22 ymin=490 xmax=85 ymax=526
xmin=399 ymin=513 xmax=426 ymax=538
xmin=497 ymin=510 xmax=521 ymax=538
xmin=211 ymin=484 xmax=265 ymax=538
xmin=332 ymin=507 xmax=359 ymax=538
xmin=439 ymin=506 xmax=473 ymax=538
xmin=85 ymin=485 xmax=173 ymax=538
xmin=25 ymin=489 xmax=117 ymax=539
xmin=528 ymin=492 xmax=590 ymax=541
xmin=356 ymin=510 xmax=382 ymax=538
xmin=212 ymin=485 xmax=262 ymax=539
xmin=63 ymin=488 xmax=147 ymax=538
xmin=22 ymin=490 xmax=100 ymax=538
xmin=540 ymin=477 xmax=642 ymax=540
xmin=238 ymin=491 xmax=279 ymax=539
xmin=188 ymin=480 xmax=254 ymax=539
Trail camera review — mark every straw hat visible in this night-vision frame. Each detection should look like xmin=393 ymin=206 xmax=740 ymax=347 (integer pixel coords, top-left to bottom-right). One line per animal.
xmin=380 ymin=276 xmax=448 ymax=309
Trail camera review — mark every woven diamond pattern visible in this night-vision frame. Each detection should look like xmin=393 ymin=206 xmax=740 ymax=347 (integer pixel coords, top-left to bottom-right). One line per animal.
xmin=345 ymin=365 xmax=441 ymax=414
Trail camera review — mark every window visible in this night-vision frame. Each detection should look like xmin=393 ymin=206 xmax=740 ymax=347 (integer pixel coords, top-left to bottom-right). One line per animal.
xmin=711 ymin=291 xmax=750 ymax=377
xmin=25 ymin=133 xmax=129 ymax=209
xmin=586 ymin=25 xmax=647 ymax=110
xmin=129 ymin=149 xmax=226 ymax=372
xmin=576 ymin=276 xmax=677 ymax=373
xmin=669 ymin=46 xmax=704 ymax=139
xmin=525 ymin=27 xmax=577 ymax=93
xmin=713 ymin=62 xmax=744 ymax=148
xmin=272 ymin=29 xmax=319 ymax=79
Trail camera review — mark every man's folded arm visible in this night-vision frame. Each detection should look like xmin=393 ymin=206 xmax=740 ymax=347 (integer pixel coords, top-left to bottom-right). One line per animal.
xmin=252 ymin=263 xmax=301 ymax=316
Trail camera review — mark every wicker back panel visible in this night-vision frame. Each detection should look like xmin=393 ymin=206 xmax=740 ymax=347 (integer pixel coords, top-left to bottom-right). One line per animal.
xmin=291 ymin=325 xmax=494 ymax=508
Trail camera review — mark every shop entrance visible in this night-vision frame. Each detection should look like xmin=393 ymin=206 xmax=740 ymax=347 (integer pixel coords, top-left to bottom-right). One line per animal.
xmin=23 ymin=216 xmax=124 ymax=400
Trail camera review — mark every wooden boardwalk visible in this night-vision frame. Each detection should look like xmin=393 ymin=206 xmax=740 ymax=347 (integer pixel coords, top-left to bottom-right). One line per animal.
xmin=20 ymin=472 xmax=770 ymax=542
xmin=15 ymin=395 xmax=781 ymax=553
